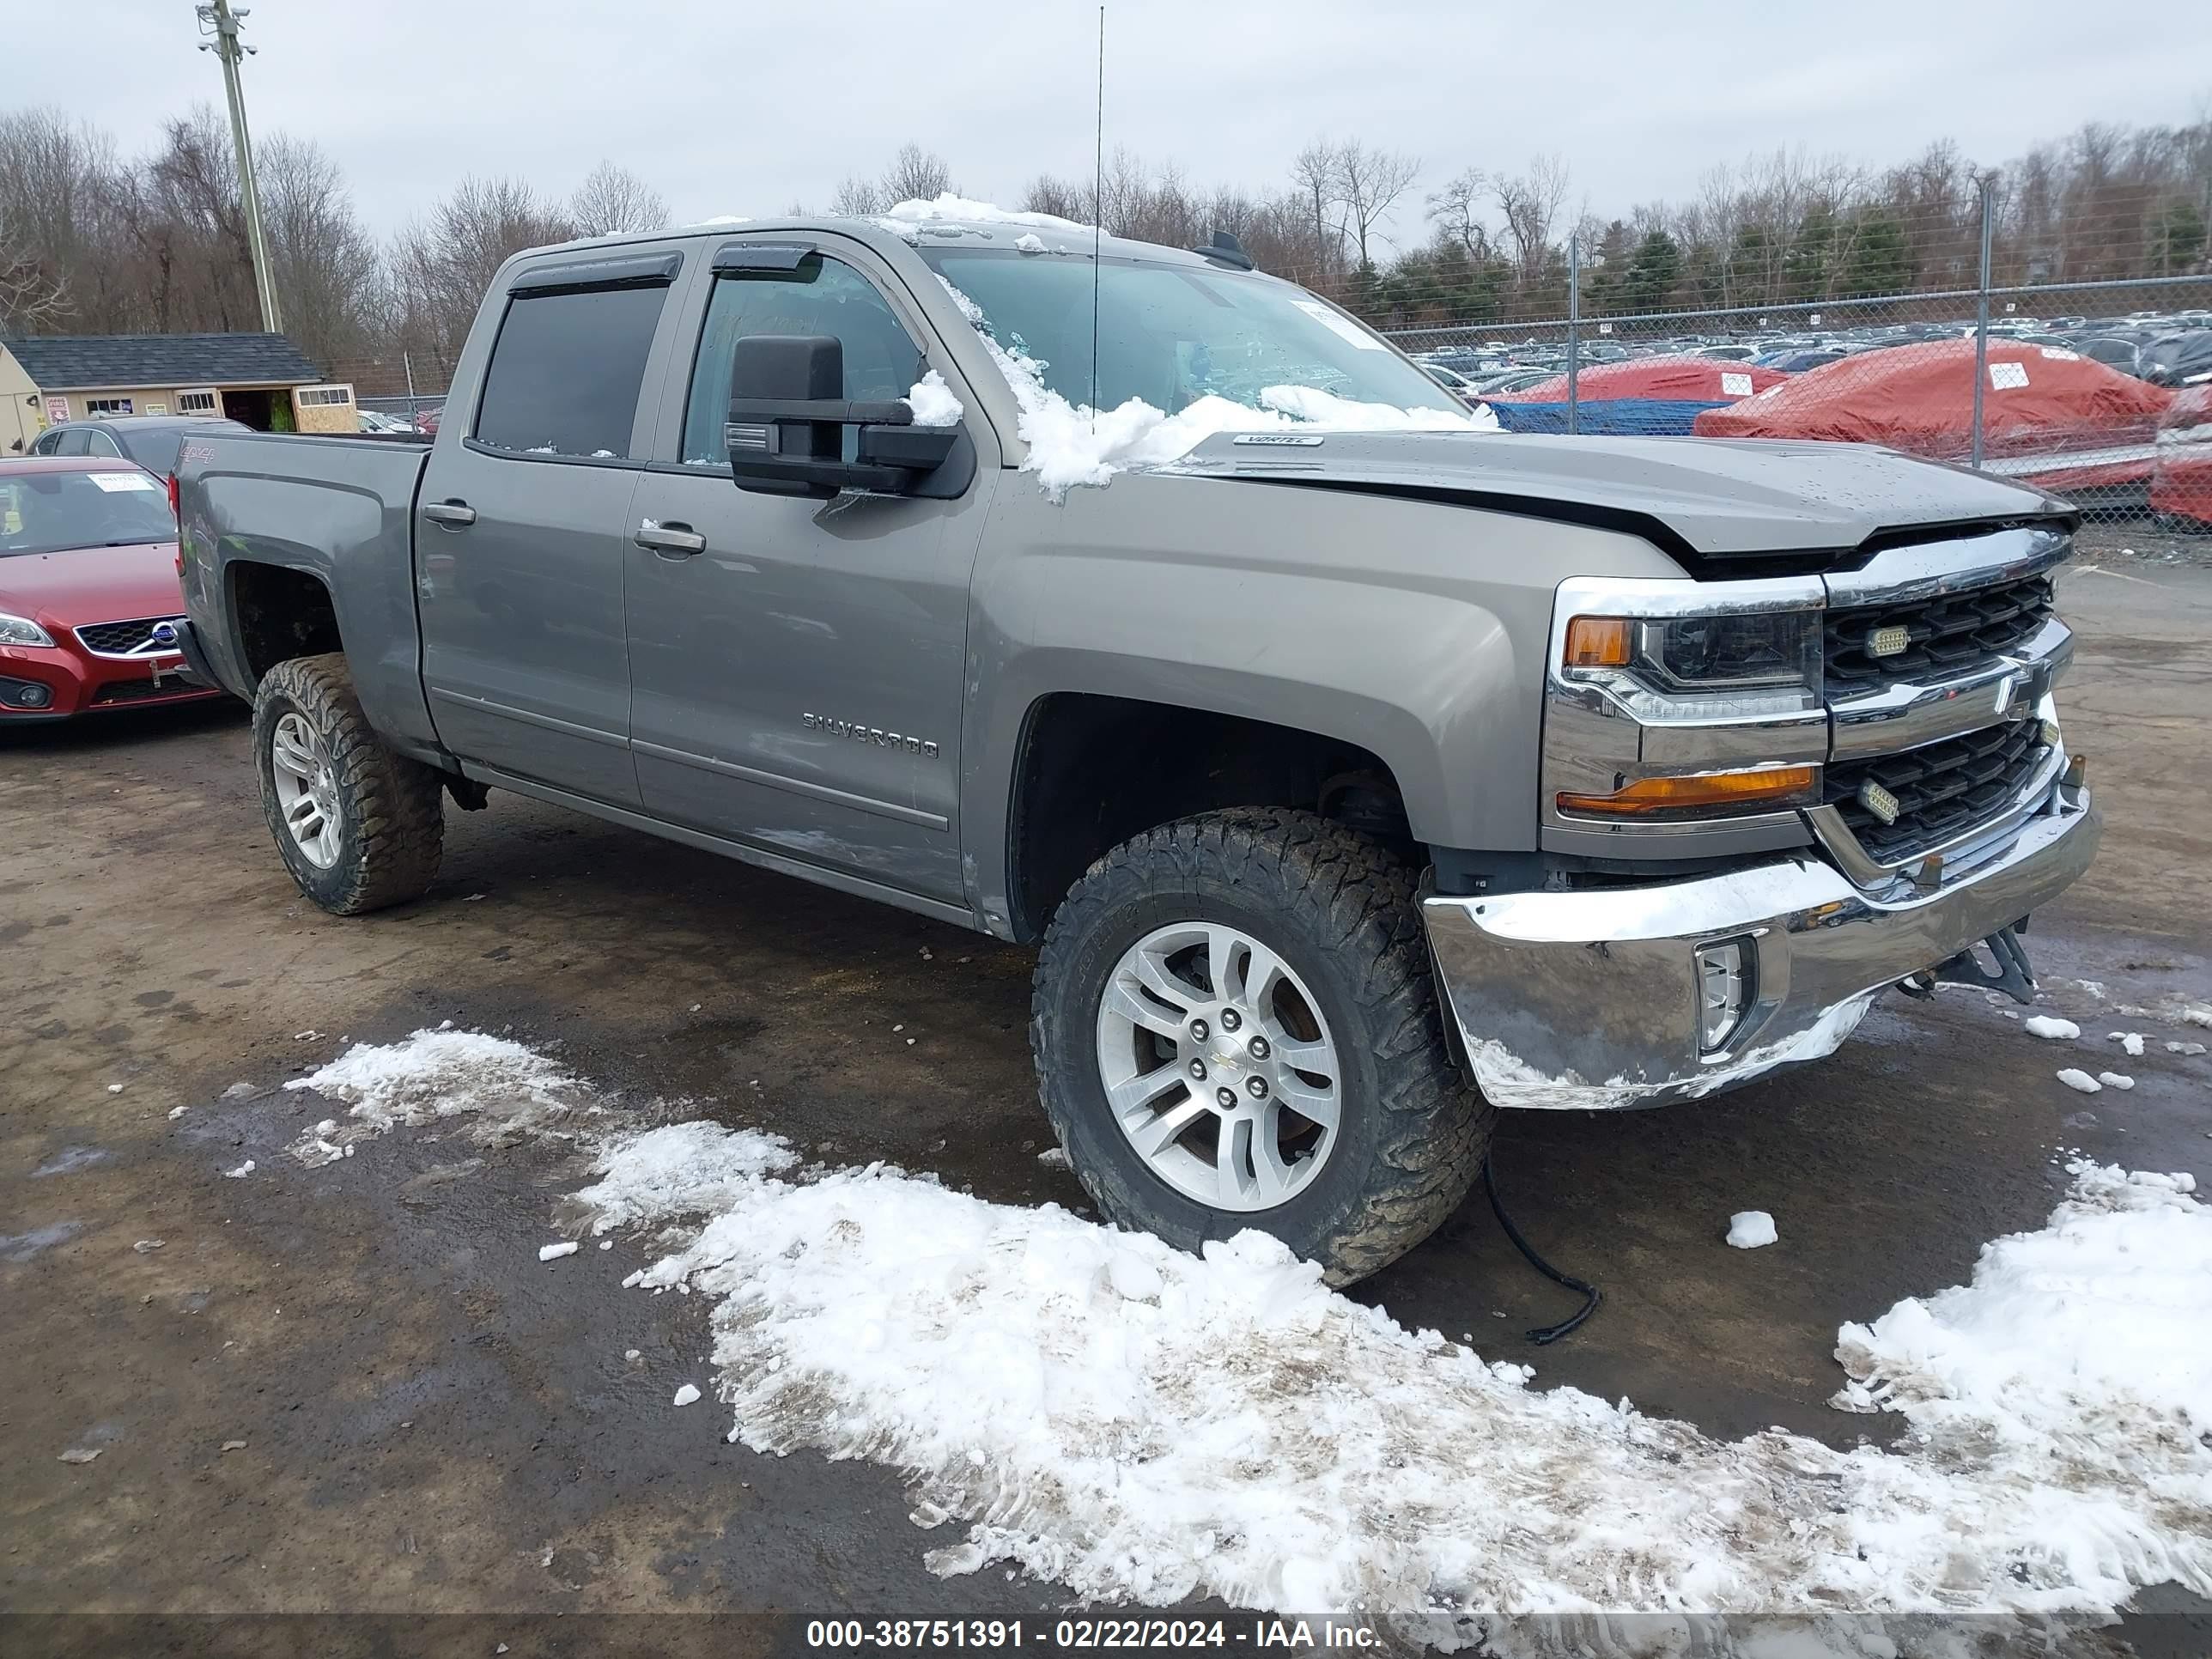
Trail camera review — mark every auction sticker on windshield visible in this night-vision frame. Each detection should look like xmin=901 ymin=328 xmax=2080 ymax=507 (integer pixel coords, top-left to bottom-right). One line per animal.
xmin=1291 ymin=299 xmax=1388 ymax=350
xmin=88 ymin=472 xmax=161 ymax=492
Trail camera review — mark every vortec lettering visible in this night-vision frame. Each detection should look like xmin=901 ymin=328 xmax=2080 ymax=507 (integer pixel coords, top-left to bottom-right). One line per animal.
xmin=802 ymin=713 xmax=940 ymax=758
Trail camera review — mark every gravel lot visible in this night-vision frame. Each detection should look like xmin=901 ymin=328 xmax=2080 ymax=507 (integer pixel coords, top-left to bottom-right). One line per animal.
xmin=3 ymin=554 xmax=2208 ymax=1646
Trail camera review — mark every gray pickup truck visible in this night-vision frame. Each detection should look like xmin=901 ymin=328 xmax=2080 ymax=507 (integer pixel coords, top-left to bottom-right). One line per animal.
xmin=174 ymin=211 xmax=2100 ymax=1281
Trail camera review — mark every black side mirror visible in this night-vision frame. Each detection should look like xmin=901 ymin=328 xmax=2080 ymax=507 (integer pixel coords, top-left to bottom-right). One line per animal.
xmin=726 ymin=334 xmax=969 ymax=500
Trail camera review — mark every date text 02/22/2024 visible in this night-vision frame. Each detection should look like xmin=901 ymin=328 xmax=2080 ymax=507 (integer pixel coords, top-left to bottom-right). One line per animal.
xmin=803 ymin=1619 xmax=1382 ymax=1650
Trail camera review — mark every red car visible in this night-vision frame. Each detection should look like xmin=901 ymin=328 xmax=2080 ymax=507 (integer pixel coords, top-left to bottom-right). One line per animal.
xmin=0 ymin=456 xmax=224 ymax=721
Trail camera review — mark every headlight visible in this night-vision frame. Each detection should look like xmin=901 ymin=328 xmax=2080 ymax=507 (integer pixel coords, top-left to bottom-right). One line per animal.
xmin=1561 ymin=607 xmax=1821 ymax=719
xmin=1544 ymin=574 xmax=1831 ymax=830
xmin=0 ymin=612 xmax=57 ymax=648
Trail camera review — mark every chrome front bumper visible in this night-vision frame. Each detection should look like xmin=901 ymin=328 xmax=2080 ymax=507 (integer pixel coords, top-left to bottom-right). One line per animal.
xmin=1421 ymin=777 xmax=2100 ymax=1110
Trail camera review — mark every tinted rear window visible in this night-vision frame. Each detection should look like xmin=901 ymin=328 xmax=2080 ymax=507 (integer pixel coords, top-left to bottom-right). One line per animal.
xmin=0 ymin=470 xmax=175 ymax=557
xmin=473 ymin=283 xmax=668 ymax=459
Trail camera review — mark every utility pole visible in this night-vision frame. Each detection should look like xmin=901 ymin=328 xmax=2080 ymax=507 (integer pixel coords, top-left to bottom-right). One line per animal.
xmin=196 ymin=0 xmax=282 ymax=334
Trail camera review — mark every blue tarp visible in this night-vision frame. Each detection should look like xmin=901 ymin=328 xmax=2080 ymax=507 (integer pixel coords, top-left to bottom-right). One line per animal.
xmin=1483 ymin=398 xmax=1732 ymax=436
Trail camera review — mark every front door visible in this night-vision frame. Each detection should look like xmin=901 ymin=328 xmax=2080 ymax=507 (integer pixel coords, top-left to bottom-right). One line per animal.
xmin=417 ymin=252 xmax=686 ymax=805
xmin=625 ymin=237 xmax=988 ymax=906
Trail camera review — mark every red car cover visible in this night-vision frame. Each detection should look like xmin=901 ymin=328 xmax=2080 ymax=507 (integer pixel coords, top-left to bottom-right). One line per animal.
xmin=2151 ymin=384 xmax=2212 ymax=527
xmin=1496 ymin=356 xmax=1789 ymax=403
xmin=1692 ymin=339 xmax=2174 ymax=492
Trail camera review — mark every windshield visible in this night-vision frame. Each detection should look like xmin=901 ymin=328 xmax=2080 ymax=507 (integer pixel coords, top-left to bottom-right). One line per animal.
xmin=921 ymin=249 xmax=1461 ymax=418
xmin=0 ymin=468 xmax=176 ymax=558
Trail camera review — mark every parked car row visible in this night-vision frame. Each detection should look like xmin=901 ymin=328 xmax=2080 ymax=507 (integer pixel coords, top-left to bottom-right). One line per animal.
xmin=1408 ymin=307 xmax=2212 ymax=526
xmin=1413 ymin=305 xmax=2212 ymax=392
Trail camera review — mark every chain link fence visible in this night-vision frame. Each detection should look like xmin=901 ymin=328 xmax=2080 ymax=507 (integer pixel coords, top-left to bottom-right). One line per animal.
xmin=1379 ymin=194 xmax=2212 ymax=530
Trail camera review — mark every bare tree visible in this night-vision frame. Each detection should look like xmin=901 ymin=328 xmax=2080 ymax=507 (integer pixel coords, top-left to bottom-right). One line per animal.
xmin=0 ymin=225 xmax=69 ymax=333
xmin=1333 ymin=141 xmax=1418 ymax=269
xmin=569 ymin=161 xmax=670 ymax=236
xmin=389 ymin=176 xmax=575 ymax=374
xmin=137 ymin=107 xmax=260 ymax=332
xmin=0 ymin=108 xmax=134 ymax=331
xmin=831 ymin=173 xmax=889 ymax=217
xmin=252 ymin=135 xmax=384 ymax=365
xmin=1493 ymin=153 xmax=1571 ymax=285
xmin=880 ymin=143 xmax=954 ymax=207
xmin=1018 ymin=173 xmax=1085 ymax=222
xmin=1291 ymin=141 xmax=1344 ymax=275
xmin=1425 ymin=167 xmax=1493 ymax=261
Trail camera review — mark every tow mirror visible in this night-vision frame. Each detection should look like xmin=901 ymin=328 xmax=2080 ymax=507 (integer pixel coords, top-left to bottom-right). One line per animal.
xmin=725 ymin=335 xmax=968 ymax=500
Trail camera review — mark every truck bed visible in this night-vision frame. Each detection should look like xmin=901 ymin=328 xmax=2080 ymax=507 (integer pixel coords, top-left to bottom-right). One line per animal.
xmin=177 ymin=428 xmax=441 ymax=758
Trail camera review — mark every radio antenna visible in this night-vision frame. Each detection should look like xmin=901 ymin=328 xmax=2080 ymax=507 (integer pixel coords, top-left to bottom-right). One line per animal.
xmin=1089 ymin=4 xmax=1104 ymax=427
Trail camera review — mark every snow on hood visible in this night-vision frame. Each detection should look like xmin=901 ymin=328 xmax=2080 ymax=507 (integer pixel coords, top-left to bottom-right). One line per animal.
xmin=936 ymin=275 xmax=1494 ymax=498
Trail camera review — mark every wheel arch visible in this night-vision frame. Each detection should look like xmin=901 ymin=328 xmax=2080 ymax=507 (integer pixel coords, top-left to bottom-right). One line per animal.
xmin=227 ymin=560 xmax=343 ymax=686
xmin=996 ymin=686 xmax=1432 ymax=944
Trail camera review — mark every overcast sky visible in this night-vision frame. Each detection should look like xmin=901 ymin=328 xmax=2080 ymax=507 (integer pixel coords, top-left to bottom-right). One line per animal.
xmin=13 ymin=1 xmax=2209 ymax=246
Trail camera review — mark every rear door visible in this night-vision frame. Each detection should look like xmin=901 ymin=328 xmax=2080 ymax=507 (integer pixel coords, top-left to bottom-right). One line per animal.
xmin=624 ymin=234 xmax=991 ymax=906
xmin=416 ymin=246 xmax=691 ymax=805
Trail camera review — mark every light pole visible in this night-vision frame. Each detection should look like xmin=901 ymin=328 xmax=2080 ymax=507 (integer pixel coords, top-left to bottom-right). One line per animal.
xmin=196 ymin=0 xmax=281 ymax=334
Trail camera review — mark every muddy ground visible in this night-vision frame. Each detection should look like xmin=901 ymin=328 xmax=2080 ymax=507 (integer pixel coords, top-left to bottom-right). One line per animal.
xmin=3 ymin=546 xmax=2208 ymax=1647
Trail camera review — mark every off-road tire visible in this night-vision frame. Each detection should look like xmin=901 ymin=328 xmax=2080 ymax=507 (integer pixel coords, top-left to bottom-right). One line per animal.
xmin=1031 ymin=808 xmax=1493 ymax=1284
xmin=252 ymin=653 xmax=445 ymax=915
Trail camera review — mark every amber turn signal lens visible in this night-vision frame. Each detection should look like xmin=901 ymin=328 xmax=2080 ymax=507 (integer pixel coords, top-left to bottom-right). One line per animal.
xmin=1562 ymin=616 xmax=1633 ymax=669
xmin=1557 ymin=765 xmax=1819 ymax=817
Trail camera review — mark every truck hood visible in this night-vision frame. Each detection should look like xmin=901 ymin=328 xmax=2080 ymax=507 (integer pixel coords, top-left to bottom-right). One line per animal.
xmin=1158 ymin=431 xmax=2071 ymax=568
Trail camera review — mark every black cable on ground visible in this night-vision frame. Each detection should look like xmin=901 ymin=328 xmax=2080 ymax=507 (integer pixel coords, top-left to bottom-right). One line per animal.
xmin=1482 ymin=1152 xmax=1601 ymax=1345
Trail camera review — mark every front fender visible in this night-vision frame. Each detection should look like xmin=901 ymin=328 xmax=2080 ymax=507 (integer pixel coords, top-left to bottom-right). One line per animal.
xmin=958 ymin=469 xmax=1684 ymax=934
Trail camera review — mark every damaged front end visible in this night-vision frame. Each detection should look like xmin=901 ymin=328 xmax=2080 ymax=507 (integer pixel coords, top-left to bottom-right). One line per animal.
xmin=1421 ymin=525 xmax=2101 ymax=1110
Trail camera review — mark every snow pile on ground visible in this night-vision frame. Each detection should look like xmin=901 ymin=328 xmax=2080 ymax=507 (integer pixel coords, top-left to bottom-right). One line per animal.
xmin=2024 ymin=1015 xmax=2081 ymax=1040
xmin=902 ymin=370 xmax=963 ymax=428
xmin=561 ymin=1121 xmax=797 ymax=1236
xmin=936 ymin=276 xmax=1493 ymax=498
xmin=283 ymin=1027 xmax=589 ymax=1164
xmin=568 ymin=1113 xmax=2212 ymax=1630
xmin=277 ymin=1030 xmax=2212 ymax=1639
xmin=1833 ymin=1163 xmax=2207 ymax=1440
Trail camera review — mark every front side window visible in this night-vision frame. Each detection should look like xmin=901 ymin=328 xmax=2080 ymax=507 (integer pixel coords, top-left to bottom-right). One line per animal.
xmin=86 ymin=431 xmax=123 ymax=458
xmin=682 ymin=253 xmax=923 ymax=466
xmin=474 ymin=282 xmax=669 ymax=459
xmin=922 ymin=249 xmax=1462 ymax=419
xmin=0 ymin=469 xmax=175 ymax=558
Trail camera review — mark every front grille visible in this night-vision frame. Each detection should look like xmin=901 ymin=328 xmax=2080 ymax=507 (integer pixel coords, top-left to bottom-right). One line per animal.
xmin=1826 ymin=720 xmax=2049 ymax=863
xmin=74 ymin=616 xmax=182 ymax=658
xmin=1824 ymin=573 xmax=2054 ymax=701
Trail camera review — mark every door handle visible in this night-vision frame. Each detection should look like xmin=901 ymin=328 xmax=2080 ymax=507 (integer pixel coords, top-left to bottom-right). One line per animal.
xmin=423 ymin=501 xmax=477 ymax=527
xmin=635 ymin=521 xmax=707 ymax=557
